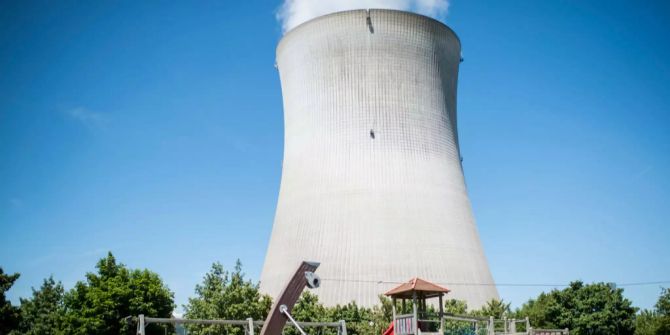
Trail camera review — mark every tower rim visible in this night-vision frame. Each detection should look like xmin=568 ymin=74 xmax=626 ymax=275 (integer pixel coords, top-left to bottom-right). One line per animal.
xmin=277 ymin=9 xmax=461 ymax=54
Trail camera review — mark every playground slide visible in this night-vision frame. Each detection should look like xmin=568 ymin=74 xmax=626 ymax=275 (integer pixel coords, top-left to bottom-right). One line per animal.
xmin=383 ymin=322 xmax=394 ymax=335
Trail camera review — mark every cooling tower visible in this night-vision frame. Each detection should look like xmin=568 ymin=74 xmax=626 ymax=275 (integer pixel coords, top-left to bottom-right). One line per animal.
xmin=260 ymin=9 xmax=498 ymax=308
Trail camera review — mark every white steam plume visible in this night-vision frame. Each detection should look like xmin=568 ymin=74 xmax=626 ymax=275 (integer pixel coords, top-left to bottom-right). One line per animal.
xmin=277 ymin=0 xmax=449 ymax=33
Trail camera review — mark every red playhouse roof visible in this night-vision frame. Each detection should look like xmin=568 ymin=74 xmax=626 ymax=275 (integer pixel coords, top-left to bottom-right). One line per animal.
xmin=384 ymin=277 xmax=450 ymax=299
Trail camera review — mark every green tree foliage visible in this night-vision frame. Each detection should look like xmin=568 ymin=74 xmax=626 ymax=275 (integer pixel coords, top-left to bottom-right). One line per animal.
xmin=516 ymin=293 xmax=553 ymax=327
xmin=62 ymin=252 xmax=174 ymax=335
xmin=183 ymin=260 xmax=272 ymax=335
xmin=9 ymin=257 xmax=670 ymax=335
xmin=290 ymin=290 xmax=328 ymax=322
xmin=329 ymin=301 xmax=376 ymax=334
xmin=636 ymin=310 xmax=661 ymax=335
xmin=14 ymin=277 xmax=66 ymax=335
xmin=284 ymin=291 xmax=331 ymax=335
xmin=370 ymin=295 xmax=395 ymax=330
xmin=474 ymin=299 xmax=511 ymax=319
xmin=444 ymin=299 xmax=469 ymax=315
xmin=517 ymin=281 xmax=637 ymax=335
xmin=0 ymin=268 xmax=21 ymax=335
xmin=442 ymin=299 xmax=480 ymax=335
xmin=657 ymin=288 xmax=670 ymax=335
xmin=658 ymin=288 xmax=670 ymax=317
xmin=284 ymin=292 xmax=394 ymax=335
xmin=635 ymin=287 xmax=670 ymax=335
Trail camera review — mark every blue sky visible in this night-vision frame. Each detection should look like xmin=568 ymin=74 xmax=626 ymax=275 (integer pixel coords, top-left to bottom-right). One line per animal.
xmin=1 ymin=0 xmax=669 ymax=312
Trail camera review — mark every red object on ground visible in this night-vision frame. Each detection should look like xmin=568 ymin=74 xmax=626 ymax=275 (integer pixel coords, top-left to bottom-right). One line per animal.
xmin=383 ymin=322 xmax=394 ymax=335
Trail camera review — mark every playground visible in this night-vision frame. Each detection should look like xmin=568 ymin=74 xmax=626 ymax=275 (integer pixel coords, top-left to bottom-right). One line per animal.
xmin=136 ymin=262 xmax=569 ymax=335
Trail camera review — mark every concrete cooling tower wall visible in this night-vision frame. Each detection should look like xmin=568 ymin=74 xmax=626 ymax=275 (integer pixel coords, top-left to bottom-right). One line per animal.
xmin=260 ymin=9 xmax=499 ymax=308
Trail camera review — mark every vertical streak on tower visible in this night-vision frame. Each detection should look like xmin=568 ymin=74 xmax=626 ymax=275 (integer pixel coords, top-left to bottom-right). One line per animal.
xmin=260 ymin=9 xmax=499 ymax=308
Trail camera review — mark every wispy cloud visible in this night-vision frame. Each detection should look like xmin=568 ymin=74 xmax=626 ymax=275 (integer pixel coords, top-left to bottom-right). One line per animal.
xmin=277 ymin=0 xmax=449 ymax=33
xmin=64 ymin=107 xmax=109 ymax=129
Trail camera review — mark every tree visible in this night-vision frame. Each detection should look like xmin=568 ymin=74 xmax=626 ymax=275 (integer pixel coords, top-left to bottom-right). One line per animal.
xmin=518 ymin=281 xmax=637 ymax=335
xmin=475 ymin=299 xmax=511 ymax=319
xmin=183 ymin=260 xmax=272 ymax=335
xmin=290 ymin=291 xmax=328 ymax=322
xmin=658 ymin=288 xmax=670 ymax=316
xmin=656 ymin=288 xmax=670 ymax=335
xmin=285 ymin=292 xmax=392 ymax=335
xmin=636 ymin=310 xmax=661 ymax=335
xmin=62 ymin=252 xmax=174 ymax=335
xmin=443 ymin=299 xmax=469 ymax=315
xmin=369 ymin=295 xmax=394 ymax=333
xmin=635 ymin=287 xmax=670 ymax=335
xmin=328 ymin=300 xmax=376 ymax=335
xmin=282 ymin=291 xmax=330 ymax=335
xmin=14 ymin=276 xmax=66 ymax=335
xmin=441 ymin=299 xmax=476 ymax=334
xmin=0 ymin=267 xmax=20 ymax=335
xmin=516 ymin=292 xmax=555 ymax=328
